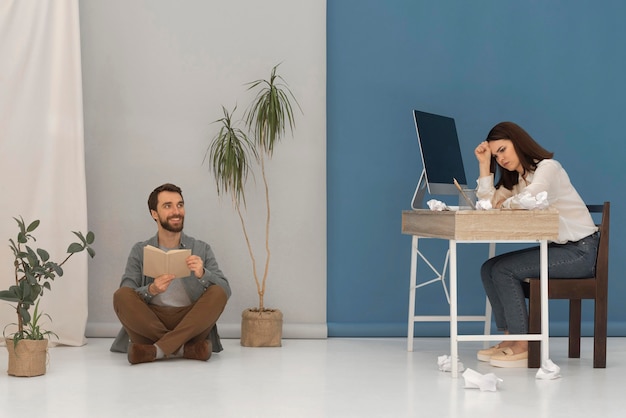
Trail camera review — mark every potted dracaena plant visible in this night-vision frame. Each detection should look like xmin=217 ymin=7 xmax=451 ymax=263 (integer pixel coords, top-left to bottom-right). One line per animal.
xmin=0 ymin=216 xmax=95 ymax=376
xmin=205 ymin=63 xmax=301 ymax=347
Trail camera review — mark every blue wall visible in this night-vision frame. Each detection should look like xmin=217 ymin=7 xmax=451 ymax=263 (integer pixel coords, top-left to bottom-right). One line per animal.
xmin=327 ymin=1 xmax=626 ymax=337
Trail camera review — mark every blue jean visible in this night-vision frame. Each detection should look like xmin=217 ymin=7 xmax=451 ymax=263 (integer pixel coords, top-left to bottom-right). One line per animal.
xmin=480 ymin=232 xmax=599 ymax=334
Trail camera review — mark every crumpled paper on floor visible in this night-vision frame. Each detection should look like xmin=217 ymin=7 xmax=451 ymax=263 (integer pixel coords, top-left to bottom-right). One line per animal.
xmin=427 ymin=199 xmax=450 ymax=211
xmin=462 ymin=368 xmax=503 ymax=392
xmin=437 ymin=354 xmax=465 ymax=372
xmin=535 ymin=359 xmax=561 ymax=380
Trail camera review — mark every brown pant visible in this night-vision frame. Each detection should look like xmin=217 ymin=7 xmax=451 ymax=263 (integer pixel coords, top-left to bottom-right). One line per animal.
xmin=113 ymin=285 xmax=227 ymax=355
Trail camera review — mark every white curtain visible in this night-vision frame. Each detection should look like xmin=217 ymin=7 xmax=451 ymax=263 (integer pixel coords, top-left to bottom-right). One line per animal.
xmin=0 ymin=0 xmax=88 ymax=346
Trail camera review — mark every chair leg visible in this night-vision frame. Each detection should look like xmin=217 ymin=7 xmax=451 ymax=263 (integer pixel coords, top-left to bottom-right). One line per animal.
xmin=568 ymin=299 xmax=582 ymax=358
xmin=594 ymin=298 xmax=608 ymax=368
xmin=528 ymin=281 xmax=541 ymax=368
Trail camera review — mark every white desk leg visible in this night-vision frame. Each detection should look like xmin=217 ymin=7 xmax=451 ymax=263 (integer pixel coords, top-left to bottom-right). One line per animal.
xmin=540 ymin=239 xmax=550 ymax=366
xmin=449 ymin=240 xmax=459 ymax=378
xmin=407 ymin=235 xmax=418 ymax=352
xmin=483 ymin=243 xmax=496 ymax=338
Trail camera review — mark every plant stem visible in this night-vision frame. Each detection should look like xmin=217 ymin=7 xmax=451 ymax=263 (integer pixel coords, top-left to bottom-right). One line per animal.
xmin=234 ymin=195 xmax=264 ymax=310
xmin=260 ymin=152 xmax=272 ymax=311
xmin=13 ymin=258 xmax=23 ymax=334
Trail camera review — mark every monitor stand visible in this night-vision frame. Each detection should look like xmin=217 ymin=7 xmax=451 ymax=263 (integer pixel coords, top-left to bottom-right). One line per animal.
xmin=411 ymin=169 xmax=427 ymax=210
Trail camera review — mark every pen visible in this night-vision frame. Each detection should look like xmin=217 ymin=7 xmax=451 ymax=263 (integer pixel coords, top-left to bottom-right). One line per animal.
xmin=453 ymin=178 xmax=476 ymax=209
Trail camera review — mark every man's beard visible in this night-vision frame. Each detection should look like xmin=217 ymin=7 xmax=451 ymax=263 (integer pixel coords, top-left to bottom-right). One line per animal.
xmin=159 ymin=215 xmax=184 ymax=233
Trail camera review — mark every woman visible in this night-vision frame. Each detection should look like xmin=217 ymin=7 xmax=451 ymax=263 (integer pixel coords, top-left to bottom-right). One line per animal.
xmin=474 ymin=122 xmax=599 ymax=368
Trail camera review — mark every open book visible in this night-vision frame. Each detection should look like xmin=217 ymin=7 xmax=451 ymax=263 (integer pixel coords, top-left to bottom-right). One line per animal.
xmin=143 ymin=245 xmax=191 ymax=278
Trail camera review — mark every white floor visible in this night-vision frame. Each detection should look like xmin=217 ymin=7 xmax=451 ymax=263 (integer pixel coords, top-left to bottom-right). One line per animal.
xmin=1 ymin=337 xmax=625 ymax=417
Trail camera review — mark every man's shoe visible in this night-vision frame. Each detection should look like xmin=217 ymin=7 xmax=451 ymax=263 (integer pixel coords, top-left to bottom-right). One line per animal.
xmin=477 ymin=344 xmax=503 ymax=362
xmin=183 ymin=339 xmax=212 ymax=361
xmin=128 ymin=343 xmax=156 ymax=365
xmin=489 ymin=347 xmax=528 ymax=368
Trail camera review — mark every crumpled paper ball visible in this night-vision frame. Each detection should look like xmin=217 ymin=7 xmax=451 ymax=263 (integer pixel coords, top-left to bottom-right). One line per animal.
xmin=535 ymin=359 xmax=561 ymax=380
xmin=475 ymin=199 xmax=492 ymax=210
xmin=427 ymin=199 xmax=450 ymax=211
xmin=462 ymin=368 xmax=503 ymax=392
xmin=437 ymin=354 xmax=465 ymax=372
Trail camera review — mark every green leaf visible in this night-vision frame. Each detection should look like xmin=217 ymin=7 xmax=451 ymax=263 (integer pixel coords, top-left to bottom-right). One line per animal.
xmin=11 ymin=284 xmax=23 ymax=299
xmin=244 ymin=63 xmax=301 ymax=157
xmin=205 ymin=105 xmax=258 ymax=208
xmin=26 ymin=246 xmax=39 ymax=266
xmin=26 ymin=219 xmax=40 ymax=233
xmin=25 ymin=271 xmax=39 ymax=285
xmin=13 ymin=216 xmax=25 ymax=228
xmin=67 ymin=242 xmax=84 ymax=253
xmin=19 ymin=282 xmax=40 ymax=304
xmin=71 ymin=230 xmax=95 ymax=247
xmin=21 ymin=281 xmax=31 ymax=300
xmin=87 ymin=247 xmax=96 ymax=258
xmin=52 ymin=263 xmax=63 ymax=276
xmin=0 ymin=289 xmax=20 ymax=303
xmin=72 ymin=231 xmax=86 ymax=244
xmin=19 ymin=306 xmax=31 ymax=325
xmin=37 ymin=248 xmax=50 ymax=262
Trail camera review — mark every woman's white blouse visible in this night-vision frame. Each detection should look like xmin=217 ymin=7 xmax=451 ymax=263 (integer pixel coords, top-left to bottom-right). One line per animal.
xmin=476 ymin=159 xmax=597 ymax=244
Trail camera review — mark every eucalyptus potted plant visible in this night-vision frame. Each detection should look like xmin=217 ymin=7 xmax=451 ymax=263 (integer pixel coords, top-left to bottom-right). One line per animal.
xmin=0 ymin=216 xmax=95 ymax=376
xmin=205 ymin=63 xmax=301 ymax=347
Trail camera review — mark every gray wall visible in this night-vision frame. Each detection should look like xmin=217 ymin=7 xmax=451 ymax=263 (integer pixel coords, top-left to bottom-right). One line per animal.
xmin=79 ymin=0 xmax=327 ymax=338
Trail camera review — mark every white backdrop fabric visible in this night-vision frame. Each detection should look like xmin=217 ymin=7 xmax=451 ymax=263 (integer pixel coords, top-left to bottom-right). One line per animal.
xmin=0 ymin=0 xmax=88 ymax=346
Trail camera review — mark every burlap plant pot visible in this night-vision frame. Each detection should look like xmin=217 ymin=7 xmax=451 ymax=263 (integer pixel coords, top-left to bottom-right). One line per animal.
xmin=5 ymin=338 xmax=49 ymax=377
xmin=240 ymin=308 xmax=283 ymax=347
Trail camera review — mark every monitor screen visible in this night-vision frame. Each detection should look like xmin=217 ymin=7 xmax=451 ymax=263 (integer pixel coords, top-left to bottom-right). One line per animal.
xmin=413 ymin=109 xmax=467 ymax=195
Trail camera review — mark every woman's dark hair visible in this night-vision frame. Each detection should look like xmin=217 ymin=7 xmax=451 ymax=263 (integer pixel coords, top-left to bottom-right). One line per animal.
xmin=486 ymin=122 xmax=554 ymax=190
xmin=147 ymin=183 xmax=183 ymax=213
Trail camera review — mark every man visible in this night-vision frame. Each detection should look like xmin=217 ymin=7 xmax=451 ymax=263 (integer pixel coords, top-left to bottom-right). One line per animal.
xmin=110 ymin=183 xmax=231 ymax=364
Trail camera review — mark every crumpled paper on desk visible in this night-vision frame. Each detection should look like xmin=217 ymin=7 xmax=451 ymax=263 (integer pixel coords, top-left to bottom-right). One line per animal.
xmin=437 ymin=354 xmax=465 ymax=372
xmin=475 ymin=199 xmax=492 ymax=210
xmin=462 ymin=368 xmax=503 ymax=392
xmin=427 ymin=199 xmax=450 ymax=211
xmin=535 ymin=359 xmax=561 ymax=380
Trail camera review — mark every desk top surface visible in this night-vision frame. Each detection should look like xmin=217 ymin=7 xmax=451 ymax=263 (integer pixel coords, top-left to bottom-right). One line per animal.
xmin=401 ymin=208 xmax=560 ymax=240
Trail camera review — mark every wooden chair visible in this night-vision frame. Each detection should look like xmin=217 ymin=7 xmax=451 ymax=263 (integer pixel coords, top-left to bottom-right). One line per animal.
xmin=527 ymin=202 xmax=610 ymax=368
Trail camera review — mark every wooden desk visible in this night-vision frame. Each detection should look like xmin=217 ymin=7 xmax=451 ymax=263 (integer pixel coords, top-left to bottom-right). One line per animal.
xmin=401 ymin=209 xmax=559 ymax=377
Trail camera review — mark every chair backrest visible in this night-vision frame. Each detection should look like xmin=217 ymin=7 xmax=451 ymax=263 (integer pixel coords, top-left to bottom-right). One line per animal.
xmin=588 ymin=202 xmax=610 ymax=291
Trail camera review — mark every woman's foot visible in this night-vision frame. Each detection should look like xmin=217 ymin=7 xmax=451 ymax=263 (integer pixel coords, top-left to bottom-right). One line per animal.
xmin=477 ymin=344 xmax=503 ymax=362
xmin=476 ymin=341 xmax=515 ymax=362
xmin=489 ymin=341 xmax=528 ymax=368
xmin=489 ymin=348 xmax=528 ymax=368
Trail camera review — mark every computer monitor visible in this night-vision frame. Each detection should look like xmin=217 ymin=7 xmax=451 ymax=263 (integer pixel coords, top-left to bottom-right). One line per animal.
xmin=411 ymin=110 xmax=468 ymax=209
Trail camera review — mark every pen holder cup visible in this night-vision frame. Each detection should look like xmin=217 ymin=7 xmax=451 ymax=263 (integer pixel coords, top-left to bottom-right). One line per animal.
xmin=458 ymin=188 xmax=477 ymax=209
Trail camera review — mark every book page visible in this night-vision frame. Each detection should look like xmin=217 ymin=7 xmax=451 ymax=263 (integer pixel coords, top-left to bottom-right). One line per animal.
xmin=143 ymin=245 xmax=191 ymax=278
xmin=165 ymin=249 xmax=192 ymax=278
